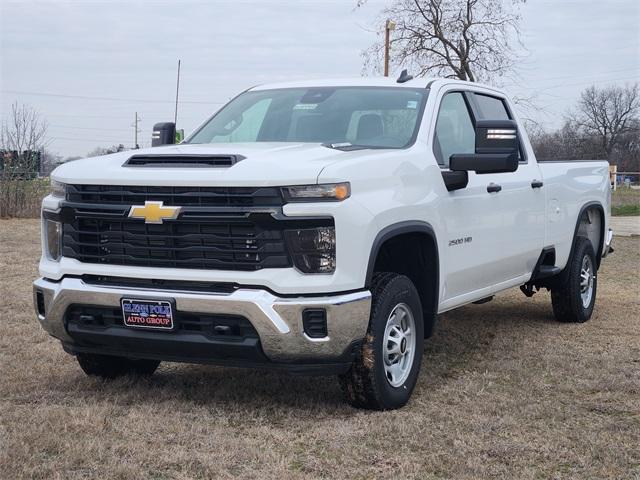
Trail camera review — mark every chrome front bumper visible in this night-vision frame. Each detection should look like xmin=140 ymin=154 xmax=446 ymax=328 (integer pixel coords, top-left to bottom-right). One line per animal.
xmin=33 ymin=277 xmax=371 ymax=363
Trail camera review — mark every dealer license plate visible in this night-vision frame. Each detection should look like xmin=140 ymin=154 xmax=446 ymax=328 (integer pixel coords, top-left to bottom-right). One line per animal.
xmin=121 ymin=298 xmax=174 ymax=330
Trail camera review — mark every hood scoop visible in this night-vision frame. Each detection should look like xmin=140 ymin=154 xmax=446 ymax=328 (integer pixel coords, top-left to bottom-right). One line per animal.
xmin=124 ymin=154 xmax=246 ymax=168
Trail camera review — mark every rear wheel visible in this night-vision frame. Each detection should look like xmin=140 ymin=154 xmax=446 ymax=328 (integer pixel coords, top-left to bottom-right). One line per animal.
xmin=339 ymin=273 xmax=424 ymax=410
xmin=76 ymin=353 xmax=160 ymax=378
xmin=551 ymin=236 xmax=597 ymax=323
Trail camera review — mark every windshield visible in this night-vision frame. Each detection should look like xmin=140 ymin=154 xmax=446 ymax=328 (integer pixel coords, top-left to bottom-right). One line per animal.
xmin=187 ymin=87 xmax=428 ymax=149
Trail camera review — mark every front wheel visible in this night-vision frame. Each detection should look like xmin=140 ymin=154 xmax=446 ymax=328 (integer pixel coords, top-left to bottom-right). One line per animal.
xmin=551 ymin=236 xmax=597 ymax=323
xmin=339 ymin=273 xmax=424 ymax=410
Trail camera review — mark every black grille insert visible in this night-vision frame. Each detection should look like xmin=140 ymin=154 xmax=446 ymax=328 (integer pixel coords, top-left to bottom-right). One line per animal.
xmin=66 ymin=185 xmax=283 ymax=207
xmin=63 ymin=215 xmax=291 ymax=271
xmin=82 ymin=275 xmax=239 ymax=294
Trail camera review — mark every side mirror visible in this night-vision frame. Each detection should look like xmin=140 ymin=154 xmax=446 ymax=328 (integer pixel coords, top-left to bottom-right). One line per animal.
xmin=449 ymin=120 xmax=519 ymax=174
xmin=151 ymin=122 xmax=176 ymax=147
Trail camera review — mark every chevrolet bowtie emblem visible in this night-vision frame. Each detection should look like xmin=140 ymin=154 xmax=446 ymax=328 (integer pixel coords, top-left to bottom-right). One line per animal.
xmin=128 ymin=201 xmax=181 ymax=224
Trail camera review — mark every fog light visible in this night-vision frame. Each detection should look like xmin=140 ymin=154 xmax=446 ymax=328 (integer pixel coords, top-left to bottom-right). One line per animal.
xmin=45 ymin=219 xmax=62 ymax=261
xmin=303 ymin=309 xmax=328 ymax=338
xmin=36 ymin=291 xmax=46 ymax=317
xmin=285 ymin=227 xmax=335 ymax=273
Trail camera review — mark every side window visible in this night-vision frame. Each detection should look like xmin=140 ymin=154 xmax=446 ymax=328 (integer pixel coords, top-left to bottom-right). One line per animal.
xmin=433 ymin=92 xmax=475 ymax=167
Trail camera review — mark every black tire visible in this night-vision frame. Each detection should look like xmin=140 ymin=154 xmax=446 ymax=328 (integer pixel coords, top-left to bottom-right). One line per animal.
xmin=76 ymin=353 xmax=160 ymax=379
xmin=339 ymin=272 xmax=424 ymax=410
xmin=551 ymin=236 xmax=597 ymax=323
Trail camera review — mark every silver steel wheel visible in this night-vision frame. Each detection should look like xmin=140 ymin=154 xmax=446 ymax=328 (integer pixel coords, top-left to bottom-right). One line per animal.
xmin=383 ymin=303 xmax=416 ymax=388
xmin=580 ymin=254 xmax=594 ymax=308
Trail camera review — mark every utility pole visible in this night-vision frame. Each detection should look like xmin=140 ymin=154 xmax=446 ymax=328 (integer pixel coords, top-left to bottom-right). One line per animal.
xmin=174 ymin=59 xmax=181 ymax=126
xmin=384 ymin=19 xmax=396 ymax=77
xmin=133 ymin=112 xmax=141 ymax=149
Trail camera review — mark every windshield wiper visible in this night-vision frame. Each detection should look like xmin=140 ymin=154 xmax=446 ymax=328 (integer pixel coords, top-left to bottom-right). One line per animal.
xmin=322 ymin=142 xmax=372 ymax=151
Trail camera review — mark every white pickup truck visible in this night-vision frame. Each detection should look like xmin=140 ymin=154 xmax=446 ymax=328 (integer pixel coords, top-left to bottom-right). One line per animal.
xmin=34 ymin=76 xmax=613 ymax=409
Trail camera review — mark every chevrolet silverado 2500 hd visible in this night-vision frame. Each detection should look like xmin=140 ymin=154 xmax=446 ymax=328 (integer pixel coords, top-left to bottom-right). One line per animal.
xmin=34 ymin=76 xmax=613 ymax=410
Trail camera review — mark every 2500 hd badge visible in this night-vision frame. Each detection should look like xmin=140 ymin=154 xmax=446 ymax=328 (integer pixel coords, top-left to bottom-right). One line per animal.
xmin=449 ymin=236 xmax=473 ymax=246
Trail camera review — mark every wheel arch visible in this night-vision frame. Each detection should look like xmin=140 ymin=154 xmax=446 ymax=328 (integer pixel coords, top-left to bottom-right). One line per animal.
xmin=365 ymin=221 xmax=440 ymax=338
xmin=571 ymin=201 xmax=605 ymax=269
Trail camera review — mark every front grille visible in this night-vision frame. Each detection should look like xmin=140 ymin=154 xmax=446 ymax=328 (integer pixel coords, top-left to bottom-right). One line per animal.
xmin=66 ymin=305 xmax=259 ymax=340
xmin=67 ymin=184 xmax=283 ymax=207
xmin=60 ymin=184 xmax=332 ymax=272
xmin=62 ymin=214 xmax=291 ymax=271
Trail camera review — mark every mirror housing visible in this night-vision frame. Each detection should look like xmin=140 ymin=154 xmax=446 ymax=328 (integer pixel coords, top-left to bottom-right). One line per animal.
xmin=151 ymin=122 xmax=176 ymax=147
xmin=449 ymin=120 xmax=520 ymax=174
xmin=450 ymin=152 xmax=518 ymax=174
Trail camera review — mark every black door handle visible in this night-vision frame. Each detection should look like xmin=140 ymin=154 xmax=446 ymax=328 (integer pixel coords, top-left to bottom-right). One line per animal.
xmin=487 ymin=183 xmax=502 ymax=193
xmin=531 ymin=180 xmax=544 ymax=189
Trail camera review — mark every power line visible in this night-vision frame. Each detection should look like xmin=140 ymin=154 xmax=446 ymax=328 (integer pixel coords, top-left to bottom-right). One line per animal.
xmin=503 ymin=75 xmax=640 ymax=91
xmin=1 ymin=89 xmax=225 ymax=105
xmin=48 ymin=124 xmax=133 ymax=132
xmin=42 ymin=113 xmax=206 ymax=120
xmin=504 ymin=66 xmax=634 ymax=85
xmin=50 ymin=136 xmax=128 ymax=143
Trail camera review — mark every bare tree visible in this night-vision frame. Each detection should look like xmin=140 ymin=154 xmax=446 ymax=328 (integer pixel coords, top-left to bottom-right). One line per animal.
xmin=611 ymin=118 xmax=640 ymax=172
xmin=528 ymin=86 xmax=639 ymax=170
xmin=360 ymin=0 xmax=525 ymax=82
xmin=0 ymin=102 xmax=49 ymax=217
xmin=527 ymin=120 xmax=603 ymax=161
xmin=571 ymin=83 xmax=640 ymax=161
xmin=1 ymin=102 xmax=48 ymax=155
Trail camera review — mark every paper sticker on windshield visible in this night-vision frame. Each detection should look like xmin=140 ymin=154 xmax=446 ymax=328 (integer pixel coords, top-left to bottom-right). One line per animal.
xmin=407 ymin=100 xmax=418 ymax=109
xmin=293 ymin=103 xmax=318 ymax=110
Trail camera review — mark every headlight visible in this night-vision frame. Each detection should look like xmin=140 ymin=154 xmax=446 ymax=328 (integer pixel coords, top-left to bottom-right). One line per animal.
xmin=50 ymin=179 xmax=66 ymax=198
xmin=282 ymin=183 xmax=350 ymax=202
xmin=45 ymin=219 xmax=62 ymax=261
xmin=285 ymin=227 xmax=336 ymax=273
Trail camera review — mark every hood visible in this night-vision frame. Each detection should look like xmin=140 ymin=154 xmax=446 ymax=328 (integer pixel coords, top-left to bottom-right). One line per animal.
xmin=52 ymin=142 xmax=374 ymax=186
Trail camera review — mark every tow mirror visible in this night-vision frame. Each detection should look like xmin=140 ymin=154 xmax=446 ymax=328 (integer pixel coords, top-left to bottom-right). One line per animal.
xmin=151 ymin=122 xmax=176 ymax=147
xmin=449 ymin=120 xmax=519 ymax=174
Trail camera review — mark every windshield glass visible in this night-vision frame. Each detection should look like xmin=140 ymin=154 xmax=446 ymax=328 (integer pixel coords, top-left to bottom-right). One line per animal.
xmin=187 ymin=87 xmax=428 ymax=149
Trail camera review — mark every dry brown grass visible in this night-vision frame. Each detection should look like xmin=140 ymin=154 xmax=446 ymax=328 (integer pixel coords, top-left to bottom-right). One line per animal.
xmin=1 ymin=218 xmax=639 ymax=480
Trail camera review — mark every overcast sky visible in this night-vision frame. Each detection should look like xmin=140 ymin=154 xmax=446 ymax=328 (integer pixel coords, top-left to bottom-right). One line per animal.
xmin=1 ymin=0 xmax=639 ymax=158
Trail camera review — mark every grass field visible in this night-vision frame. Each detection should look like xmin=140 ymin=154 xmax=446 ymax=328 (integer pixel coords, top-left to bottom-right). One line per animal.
xmin=612 ymin=188 xmax=640 ymax=216
xmin=1 ymin=219 xmax=638 ymax=479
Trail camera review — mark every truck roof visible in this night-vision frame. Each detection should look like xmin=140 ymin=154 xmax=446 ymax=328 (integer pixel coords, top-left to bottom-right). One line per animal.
xmin=249 ymin=77 xmax=504 ymax=96
xmin=249 ymin=76 xmax=441 ymax=91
